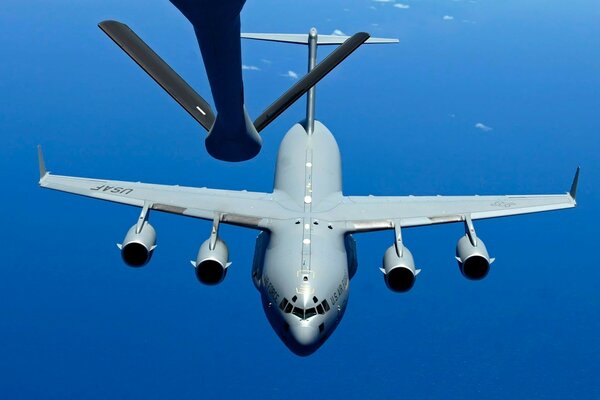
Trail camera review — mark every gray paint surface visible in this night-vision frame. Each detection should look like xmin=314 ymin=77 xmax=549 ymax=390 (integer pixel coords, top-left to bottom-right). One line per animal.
xmin=36 ymin=1 xmax=577 ymax=355
xmin=38 ymin=119 xmax=576 ymax=355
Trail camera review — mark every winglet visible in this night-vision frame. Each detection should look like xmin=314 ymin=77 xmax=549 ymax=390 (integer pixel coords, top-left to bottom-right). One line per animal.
xmin=37 ymin=145 xmax=47 ymax=179
xmin=569 ymin=166 xmax=580 ymax=202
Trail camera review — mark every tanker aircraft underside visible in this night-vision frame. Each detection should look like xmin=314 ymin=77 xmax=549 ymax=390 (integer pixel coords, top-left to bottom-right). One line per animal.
xmin=39 ymin=2 xmax=578 ymax=356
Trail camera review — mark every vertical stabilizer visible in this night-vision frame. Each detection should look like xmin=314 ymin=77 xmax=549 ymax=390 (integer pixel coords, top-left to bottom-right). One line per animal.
xmin=305 ymin=28 xmax=318 ymax=135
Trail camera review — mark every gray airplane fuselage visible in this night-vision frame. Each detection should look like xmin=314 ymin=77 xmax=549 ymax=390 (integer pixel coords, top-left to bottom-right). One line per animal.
xmin=252 ymin=120 xmax=355 ymax=356
xmin=38 ymin=2 xmax=579 ymax=359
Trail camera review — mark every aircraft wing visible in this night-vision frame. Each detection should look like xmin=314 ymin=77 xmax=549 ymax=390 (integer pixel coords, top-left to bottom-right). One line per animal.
xmin=37 ymin=149 xmax=286 ymax=229
xmin=333 ymin=169 xmax=579 ymax=233
xmin=39 ymin=173 xmax=287 ymax=228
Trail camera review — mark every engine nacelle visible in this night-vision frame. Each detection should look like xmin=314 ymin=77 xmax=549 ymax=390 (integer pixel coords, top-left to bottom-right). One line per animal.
xmin=195 ymin=238 xmax=229 ymax=285
xmin=381 ymin=245 xmax=418 ymax=292
xmin=456 ymin=235 xmax=492 ymax=280
xmin=119 ymin=222 xmax=156 ymax=267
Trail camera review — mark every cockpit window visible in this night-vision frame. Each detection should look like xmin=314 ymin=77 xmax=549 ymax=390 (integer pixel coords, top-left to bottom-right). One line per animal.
xmin=279 ymin=297 xmax=294 ymax=314
xmin=279 ymin=298 xmax=289 ymax=311
xmin=279 ymin=296 xmax=332 ymax=319
xmin=305 ymin=308 xmax=317 ymax=318
xmin=292 ymin=307 xmax=304 ymax=318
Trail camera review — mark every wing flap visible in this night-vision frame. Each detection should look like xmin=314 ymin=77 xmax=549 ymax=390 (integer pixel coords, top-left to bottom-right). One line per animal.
xmin=39 ymin=173 xmax=287 ymax=229
xmin=335 ymin=193 xmax=576 ymax=233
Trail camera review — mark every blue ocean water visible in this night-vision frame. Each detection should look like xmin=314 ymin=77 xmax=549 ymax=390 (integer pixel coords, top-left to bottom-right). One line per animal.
xmin=0 ymin=1 xmax=598 ymax=398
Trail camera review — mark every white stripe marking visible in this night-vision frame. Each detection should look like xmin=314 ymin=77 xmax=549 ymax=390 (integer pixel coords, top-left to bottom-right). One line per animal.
xmin=196 ymin=106 xmax=206 ymax=116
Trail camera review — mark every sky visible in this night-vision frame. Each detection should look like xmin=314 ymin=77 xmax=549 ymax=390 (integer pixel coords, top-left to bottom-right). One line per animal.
xmin=1 ymin=0 xmax=599 ymax=398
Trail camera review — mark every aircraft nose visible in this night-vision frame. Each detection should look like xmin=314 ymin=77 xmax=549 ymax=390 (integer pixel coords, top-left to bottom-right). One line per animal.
xmin=288 ymin=324 xmax=320 ymax=356
xmin=290 ymin=324 xmax=319 ymax=346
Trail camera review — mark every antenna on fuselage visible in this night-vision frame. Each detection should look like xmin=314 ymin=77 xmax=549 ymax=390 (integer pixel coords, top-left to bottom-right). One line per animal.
xmin=242 ymin=30 xmax=398 ymax=135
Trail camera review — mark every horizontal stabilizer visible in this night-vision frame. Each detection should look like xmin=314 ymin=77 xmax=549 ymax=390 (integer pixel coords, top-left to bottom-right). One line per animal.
xmin=242 ymin=33 xmax=398 ymax=45
xmin=98 ymin=20 xmax=215 ymax=131
xmin=254 ymin=32 xmax=370 ymax=132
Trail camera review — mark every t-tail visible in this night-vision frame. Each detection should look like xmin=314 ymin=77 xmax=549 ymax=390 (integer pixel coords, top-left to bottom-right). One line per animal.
xmin=99 ymin=1 xmax=397 ymax=161
xmin=243 ymin=31 xmax=398 ymax=135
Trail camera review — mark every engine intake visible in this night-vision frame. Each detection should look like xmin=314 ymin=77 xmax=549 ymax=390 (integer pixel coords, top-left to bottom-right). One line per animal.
xmin=195 ymin=238 xmax=229 ymax=285
xmin=456 ymin=235 xmax=492 ymax=280
xmin=120 ymin=222 xmax=156 ymax=267
xmin=381 ymin=245 xmax=418 ymax=292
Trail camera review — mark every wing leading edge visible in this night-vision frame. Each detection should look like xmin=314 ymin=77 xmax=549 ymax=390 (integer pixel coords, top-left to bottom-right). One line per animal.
xmin=38 ymin=147 xmax=578 ymax=232
xmin=333 ymin=169 xmax=579 ymax=233
xmin=37 ymin=148 xmax=289 ymax=229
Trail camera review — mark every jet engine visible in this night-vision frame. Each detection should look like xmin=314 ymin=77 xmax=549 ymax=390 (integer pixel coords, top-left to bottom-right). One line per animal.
xmin=455 ymin=235 xmax=492 ymax=280
xmin=381 ymin=244 xmax=419 ymax=292
xmin=119 ymin=222 xmax=156 ymax=267
xmin=195 ymin=238 xmax=230 ymax=285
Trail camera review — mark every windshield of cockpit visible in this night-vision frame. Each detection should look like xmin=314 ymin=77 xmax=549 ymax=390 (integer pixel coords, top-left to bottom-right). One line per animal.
xmin=278 ymin=295 xmax=331 ymax=320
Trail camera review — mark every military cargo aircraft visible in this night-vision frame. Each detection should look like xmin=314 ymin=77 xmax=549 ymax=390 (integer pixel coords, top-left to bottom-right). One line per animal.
xmin=38 ymin=2 xmax=578 ymax=355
